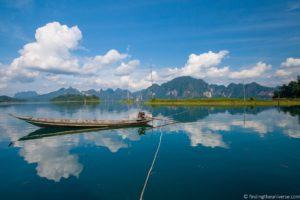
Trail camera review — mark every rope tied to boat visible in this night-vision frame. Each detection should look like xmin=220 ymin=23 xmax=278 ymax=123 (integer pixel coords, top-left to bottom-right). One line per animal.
xmin=139 ymin=128 xmax=163 ymax=200
xmin=138 ymin=109 xmax=191 ymax=199
xmin=147 ymin=108 xmax=190 ymax=130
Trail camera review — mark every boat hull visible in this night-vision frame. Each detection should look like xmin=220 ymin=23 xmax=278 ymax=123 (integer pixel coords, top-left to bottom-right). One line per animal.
xmin=11 ymin=114 xmax=152 ymax=128
xmin=25 ymin=120 xmax=151 ymax=128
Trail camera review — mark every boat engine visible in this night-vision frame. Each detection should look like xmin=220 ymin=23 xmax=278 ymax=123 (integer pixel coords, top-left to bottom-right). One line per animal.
xmin=137 ymin=112 xmax=146 ymax=120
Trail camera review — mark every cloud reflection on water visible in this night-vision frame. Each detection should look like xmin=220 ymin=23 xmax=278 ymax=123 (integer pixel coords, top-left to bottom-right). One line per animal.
xmin=0 ymin=105 xmax=299 ymax=182
xmin=163 ymin=108 xmax=300 ymax=147
xmin=17 ymin=137 xmax=83 ymax=182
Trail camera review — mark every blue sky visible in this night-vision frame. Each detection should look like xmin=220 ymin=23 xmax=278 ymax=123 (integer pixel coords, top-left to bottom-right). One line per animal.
xmin=0 ymin=0 xmax=300 ymax=95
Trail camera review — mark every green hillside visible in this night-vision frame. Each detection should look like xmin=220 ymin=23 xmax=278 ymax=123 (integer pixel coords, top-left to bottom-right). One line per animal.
xmin=51 ymin=94 xmax=100 ymax=102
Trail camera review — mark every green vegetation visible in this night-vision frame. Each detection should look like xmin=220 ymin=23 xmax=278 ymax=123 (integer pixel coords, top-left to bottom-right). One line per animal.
xmin=51 ymin=94 xmax=100 ymax=103
xmin=273 ymin=76 xmax=300 ymax=98
xmin=121 ymin=99 xmax=134 ymax=104
xmin=145 ymin=98 xmax=300 ymax=106
xmin=140 ymin=76 xmax=274 ymax=99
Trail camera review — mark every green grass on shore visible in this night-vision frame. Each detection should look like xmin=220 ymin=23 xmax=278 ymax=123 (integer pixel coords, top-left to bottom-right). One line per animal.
xmin=145 ymin=98 xmax=300 ymax=106
xmin=51 ymin=100 xmax=100 ymax=103
xmin=50 ymin=94 xmax=100 ymax=103
xmin=120 ymin=99 xmax=134 ymax=104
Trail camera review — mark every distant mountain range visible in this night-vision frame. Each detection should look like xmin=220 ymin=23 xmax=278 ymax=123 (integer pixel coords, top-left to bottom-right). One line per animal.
xmin=13 ymin=87 xmax=131 ymax=101
xmin=137 ymin=76 xmax=274 ymax=99
xmin=0 ymin=95 xmax=24 ymax=103
xmin=15 ymin=87 xmax=82 ymax=101
xmin=8 ymin=76 xmax=274 ymax=102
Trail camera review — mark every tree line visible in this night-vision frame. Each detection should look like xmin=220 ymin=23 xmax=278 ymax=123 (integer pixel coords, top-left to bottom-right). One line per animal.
xmin=273 ymin=76 xmax=300 ymax=98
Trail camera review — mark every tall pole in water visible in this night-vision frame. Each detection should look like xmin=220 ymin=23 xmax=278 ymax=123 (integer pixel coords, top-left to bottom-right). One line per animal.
xmin=243 ymin=80 xmax=246 ymax=102
xmin=243 ymin=80 xmax=246 ymax=126
xmin=127 ymin=89 xmax=130 ymax=118
xmin=150 ymin=65 xmax=153 ymax=100
xmin=149 ymin=64 xmax=154 ymax=127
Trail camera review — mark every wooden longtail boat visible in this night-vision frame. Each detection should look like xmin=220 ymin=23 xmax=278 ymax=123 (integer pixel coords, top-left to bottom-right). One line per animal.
xmin=10 ymin=112 xmax=152 ymax=128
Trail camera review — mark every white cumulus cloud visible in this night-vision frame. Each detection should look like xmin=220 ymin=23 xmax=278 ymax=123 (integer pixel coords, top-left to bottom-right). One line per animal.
xmin=276 ymin=57 xmax=300 ymax=79
xmin=181 ymin=50 xmax=229 ymax=78
xmin=275 ymin=69 xmax=292 ymax=77
xmin=183 ymin=50 xmax=229 ymax=73
xmin=83 ymin=49 xmax=128 ymax=74
xmin=114 ymin=59 xmax=140 ymax=76
xmin=229 ymin=61 xmax=271 ymax=79
xmin=282 ymin=57 xmax=300 ymax=68
xmin=10 ymin=22 xmax=82 ymax=75
xmin=0 ymin=21 xmax=298 ymax=93
xmin=159 ymin=50 xmax=230 ymax=80
xmin=3 ymin=22 xmax=131 ymax=87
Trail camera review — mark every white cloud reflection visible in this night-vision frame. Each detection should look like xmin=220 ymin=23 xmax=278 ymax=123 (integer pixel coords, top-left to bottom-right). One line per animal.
xmin=277 ymin=118 xmax=300 ymax=138
xmin=16 ymin=137 xmax=83 ymax=182
xmin=165 ymin=121 xmax=228 ymax=148
xmin=0 ymin=106 xmax=299 ymax=182
xmin=159 ymin=108 xmax=300 ymax=148
xmin=83 ymin=129 xmax=140 ymax=153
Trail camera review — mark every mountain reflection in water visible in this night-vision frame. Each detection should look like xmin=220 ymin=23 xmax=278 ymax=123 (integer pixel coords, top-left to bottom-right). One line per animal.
xmin=1 ymin=104 xmax=300 ymax=183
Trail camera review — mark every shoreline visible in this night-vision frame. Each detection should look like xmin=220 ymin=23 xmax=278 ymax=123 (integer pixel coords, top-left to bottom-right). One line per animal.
xmin=145 ymin=98 xmax=300 ymax=107
xmin=0 ymin=100 xmax=100 ymax=105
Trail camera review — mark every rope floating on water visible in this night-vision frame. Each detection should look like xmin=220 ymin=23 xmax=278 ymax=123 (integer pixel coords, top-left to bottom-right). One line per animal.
xmin=163 ymin=109 xmax=191 ymax=118
xmin=147 ymin=120 xmax=179 ymax=130
xmin=139 ymin=129 xmax=163 ymax=200
xmin=148 ymin=109 xmax=190 ymax=129
xmin=139 ymin=109 xmax=189 ymax=199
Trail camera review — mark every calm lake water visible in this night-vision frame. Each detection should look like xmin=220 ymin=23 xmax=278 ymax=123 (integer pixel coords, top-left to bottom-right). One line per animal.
xmin=0 ymin=103 xmax=299 ymax=200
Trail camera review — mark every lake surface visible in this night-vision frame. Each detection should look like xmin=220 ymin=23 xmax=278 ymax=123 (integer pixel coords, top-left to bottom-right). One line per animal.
xmin=0 ymin=103 xmax=299 ymax=200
